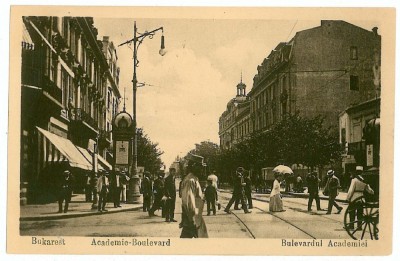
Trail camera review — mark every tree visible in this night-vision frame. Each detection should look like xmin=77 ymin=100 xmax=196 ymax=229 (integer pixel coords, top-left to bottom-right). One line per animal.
xmin=217 ymin=113 xmax=342 ymax=175
xmin=136 ymin=128 xmax=164 ymax=174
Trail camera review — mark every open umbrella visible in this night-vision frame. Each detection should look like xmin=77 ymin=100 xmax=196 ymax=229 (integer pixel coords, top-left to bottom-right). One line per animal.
xmin=273 ymin=165 xmax=293 ymax=174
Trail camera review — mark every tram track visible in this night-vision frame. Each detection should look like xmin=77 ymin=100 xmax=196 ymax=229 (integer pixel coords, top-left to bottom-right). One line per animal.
xmin=219 ymin=192 xmax=346 ymax=239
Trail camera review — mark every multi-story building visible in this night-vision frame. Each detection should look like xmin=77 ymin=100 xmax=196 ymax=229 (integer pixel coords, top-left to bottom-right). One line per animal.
xmin=249 ymin=20 xmax=381 ymax=133
xmin=219 ymin=20 xmax=381 ymax=151
xmin=219 ymin=77 xmax=251 ymax=149
xmin=101 ymin=36 xmax=121 ymax=161
xmin=21 ymin=16 xmax=120 ymax=204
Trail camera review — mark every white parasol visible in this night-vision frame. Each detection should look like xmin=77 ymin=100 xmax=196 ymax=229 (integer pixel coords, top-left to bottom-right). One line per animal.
xmin=273 ymin=165 xmax=294 ymax=174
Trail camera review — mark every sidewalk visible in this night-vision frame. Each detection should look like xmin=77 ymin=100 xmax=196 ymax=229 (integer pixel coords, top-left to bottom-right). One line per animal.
xmin=20 ymin=194 xmax=142 ymax=221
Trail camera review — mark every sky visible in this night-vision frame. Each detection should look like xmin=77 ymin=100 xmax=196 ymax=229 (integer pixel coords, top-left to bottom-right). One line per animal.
xmin=93 ymin=18 xmax=380 ymax=168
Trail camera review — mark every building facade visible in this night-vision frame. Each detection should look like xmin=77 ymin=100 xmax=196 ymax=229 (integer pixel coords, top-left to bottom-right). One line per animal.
xmin=219 ymin=77 xmax=251 ymax=149
xmin=21 ymin=16 xmax=120 ymax=204
xmin=219 ymin=20 xmax=381 ymax=152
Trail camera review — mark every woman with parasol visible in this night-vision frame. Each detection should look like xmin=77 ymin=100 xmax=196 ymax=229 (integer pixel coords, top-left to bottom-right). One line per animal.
xmin=269 ymin=172 xmax=286 ymax=212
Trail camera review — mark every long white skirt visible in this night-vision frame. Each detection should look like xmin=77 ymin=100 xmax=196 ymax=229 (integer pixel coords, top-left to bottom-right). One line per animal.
xmin=269 ymin=194 xmax=283 ymax=212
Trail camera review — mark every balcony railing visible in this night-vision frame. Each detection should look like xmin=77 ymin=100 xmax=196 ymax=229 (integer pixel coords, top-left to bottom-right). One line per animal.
xmin=70 ymin=108 xmax=98 ymax=131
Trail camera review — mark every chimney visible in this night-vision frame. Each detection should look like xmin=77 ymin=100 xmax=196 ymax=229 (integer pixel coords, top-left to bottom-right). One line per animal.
xmin=372 ymin=27 xmax=378 ymax=36
xmin=103 ymin=36 xmax=110 ymax=42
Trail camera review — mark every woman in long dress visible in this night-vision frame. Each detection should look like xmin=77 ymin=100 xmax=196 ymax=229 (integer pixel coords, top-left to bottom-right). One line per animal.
xmin=269 ymin=173 xmax=285 ymax=212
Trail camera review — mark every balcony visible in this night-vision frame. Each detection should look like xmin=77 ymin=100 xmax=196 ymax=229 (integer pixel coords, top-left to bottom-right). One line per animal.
xmin=21 ymin=65 xmax=62 ymax=104
xmin=70 ymin=108 xmax=98 ymax=131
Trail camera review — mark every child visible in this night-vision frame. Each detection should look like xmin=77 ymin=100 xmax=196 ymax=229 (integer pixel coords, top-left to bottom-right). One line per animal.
xmin=204 ymin=179 xmax=217 ymax=215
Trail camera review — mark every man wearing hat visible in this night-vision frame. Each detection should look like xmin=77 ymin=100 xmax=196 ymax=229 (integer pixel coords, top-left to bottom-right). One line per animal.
xmin=346 ymin=166 xmax=374 ymax=230
xmin=180 ymin=153 xmax=208 ymax=238
xmin=58 ymin=169 xmax=74 ymax=213
xmin=324 ymin=170 xmax=343 ymax=215
xmin=224 ymin=167 xmax=251 ymax=214
xmin=164 ymin=168 xmax=177 ymax=222
xmin=111 ymin=170 xmax=124 ymax=208
xmin=97 ymin=170 xmax=110 ymax=212
xmin=141 ymin=171 xmax=153 ymax=212
xmin=306 ymin=171 xmax=323 ymax=212
xmin=148 ymin=171 xmax=165 ymax=217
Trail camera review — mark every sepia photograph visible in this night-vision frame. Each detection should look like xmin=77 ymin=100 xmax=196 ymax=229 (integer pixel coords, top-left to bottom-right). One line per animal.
xmin=7 ymin=5 xmax=395 ymax=256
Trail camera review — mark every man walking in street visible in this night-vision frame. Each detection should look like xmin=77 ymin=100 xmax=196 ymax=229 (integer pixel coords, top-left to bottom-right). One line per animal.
xmin=306 ymin=171 xmax=323 ymax=212
xmin=58 ymin=170 xmax=74 ymax=213
xmin=111 ymin=170 xmax=123 ymax=208
xmin=148 ymin=172 xmax=165 ymax=217
xmin=346 ymin=166 xmax=374 ymax=230
xmin=224 ymin=167 xmax=251 ymax=214
xmin=141 ymin=171 xmax=152 ymax=212
xmin=324 ymin=170 xmax=343 ymax=215
xmin=180 ymin=153 xmax=208 ymax=238
xmin=164 ymin=168 xmax=177 ymax=222
xmin=97 ymin=170 xmax=110 ymax=212
xmin=244 ymin=171 xmax=253 ymax=209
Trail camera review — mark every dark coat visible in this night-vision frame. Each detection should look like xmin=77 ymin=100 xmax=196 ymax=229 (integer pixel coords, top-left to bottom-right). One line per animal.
xmin=141 ymin=176 xmax=152 ymax=196
xmin=204 ymin=185 xmax=217 ymax=202
xmin=233 ymin=174 xmax=245 ymax=195
xmin=164 ymin=175 xmax=176 ymax=199
xmin=326 ymin=175 xmax=340 ymax=196
xmin=306 ymin=174 xmax=319 ymax=193
xmin=153 ymin=178 xmax=164 ymax=195
xmin=244 ymin=177 xmax=252 ymax=194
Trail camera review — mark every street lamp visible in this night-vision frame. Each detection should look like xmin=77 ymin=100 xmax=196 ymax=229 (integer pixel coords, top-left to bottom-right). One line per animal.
xmin=119 ymin=21 xmax=165 ymax=203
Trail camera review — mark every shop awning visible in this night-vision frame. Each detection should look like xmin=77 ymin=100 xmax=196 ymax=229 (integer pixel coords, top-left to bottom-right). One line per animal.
xmin=37 ymin=127 xmax=93 ymax=171
xmin=77 ymin=147 xmax=112 ymax=171
xmin=97 ymin=153 xmax=112 ymax=170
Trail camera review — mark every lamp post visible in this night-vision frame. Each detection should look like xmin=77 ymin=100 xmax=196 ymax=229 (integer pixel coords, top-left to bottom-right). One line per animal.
xmin=119 ymin=21 xmax=165 ymax=203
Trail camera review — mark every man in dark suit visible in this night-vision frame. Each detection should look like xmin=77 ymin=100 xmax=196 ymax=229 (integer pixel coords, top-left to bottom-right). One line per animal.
xmin=141 ymin=171 xmax=152 ymax=212
xmin=58 ymin=170 xmax=74 ymax=213
xmin=112 ymin=171 xmax=123 ymax=208
xmin=306 ymin=171 xmax=323 ymax=211
xmin=325 ymin=170 xmax=343 ymax=215
xmin=164 ymin=168 xmax=177 ymax=222
xmin=148 ymin=172 xmax=165 ymax=217
xmin=224 ymin=167 xmax=251 ymax=214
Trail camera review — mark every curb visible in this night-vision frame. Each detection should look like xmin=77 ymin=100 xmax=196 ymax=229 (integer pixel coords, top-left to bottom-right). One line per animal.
xmin=20 ymin=205 xmax=142 ymax=221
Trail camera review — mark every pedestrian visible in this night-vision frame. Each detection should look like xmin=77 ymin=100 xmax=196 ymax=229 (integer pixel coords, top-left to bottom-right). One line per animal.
xmin=141 ymin=171 xmax=152 ymax=212
xmin=164 ymin=168 xmax=177 ymax=222
xmin=346 ymin=166 xmax=374 ymax=230
xmin=204 ymin=179 xmax=217 ymax=215
xmin=207 ymin=170 xmax=221 ymax=210
xmin=148 ymin=172 xmax=165 ymax=217
xmin=269 ymin=172 xmax=285 ymax=212
xmin=324 ymin=170 xmax=343 ymax=215
xmin=85 ymin=173 xmax=92 ymax=202
xmin=180 ymin=153 xmax=208 ymax=238
xmin=306 ymin=171 xmax=323 ymax=211
xmin=58 ymin=170 xmax=74 ymax=213
xmin=244 ymin=171 xmax=253 ymax=209
xmin=294 ymin=173 xmax=304 ymax=193
xmin=97 ymin=170 xmax=110 ymax=212
xmin=224 ymin=167 xmax=251 ymax=214
xmin=112 ymin=171 xmax=123 ymax=208
xmin=120 ymin=171 xmax=129 ymax=203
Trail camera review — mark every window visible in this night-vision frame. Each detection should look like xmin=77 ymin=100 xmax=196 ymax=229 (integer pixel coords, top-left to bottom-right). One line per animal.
xmin=350 ymin=46 xmax=358 ymax=60
xmin=350 ymin=75 xmax=359 ymax=91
